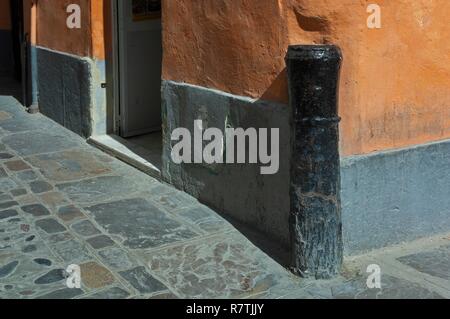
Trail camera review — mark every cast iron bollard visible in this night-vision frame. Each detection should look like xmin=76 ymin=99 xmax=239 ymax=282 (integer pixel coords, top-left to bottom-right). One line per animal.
xmin=286 ymin=45 xmax=343 ymax=279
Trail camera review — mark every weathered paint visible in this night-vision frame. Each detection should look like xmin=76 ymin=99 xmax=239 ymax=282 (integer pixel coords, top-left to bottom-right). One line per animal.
xmin=0 ymin=0 xmax=11 ymax=30
xmin=162 ymin=0 xmax=450 ymax=157
xmin=37 ymin=47 xmax=93 ymax=137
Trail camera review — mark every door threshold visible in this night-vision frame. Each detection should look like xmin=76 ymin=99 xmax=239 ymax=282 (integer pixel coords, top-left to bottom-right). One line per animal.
xmin=88 ymin=134 xmax=162 ymax=180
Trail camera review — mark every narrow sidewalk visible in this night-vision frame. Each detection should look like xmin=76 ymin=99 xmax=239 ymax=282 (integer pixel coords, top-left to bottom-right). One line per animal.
xmin=0 ymin=96 xmax=449 ymax=299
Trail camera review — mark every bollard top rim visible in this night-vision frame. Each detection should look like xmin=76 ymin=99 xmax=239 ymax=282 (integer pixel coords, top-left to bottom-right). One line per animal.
xmin=286 ymin=45 xmax=342 ymax=61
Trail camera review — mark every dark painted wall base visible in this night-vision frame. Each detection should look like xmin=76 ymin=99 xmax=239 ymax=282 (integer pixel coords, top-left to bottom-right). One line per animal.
xmin=342 ymin=139 xmax=450 ymax=255
xmin=162 ymin=80 xmax=292 ymax=252
xmin=0 ymin=30 xmax=13 ymax=76
xmin=37 ymin=47 xmax=92 ymax=138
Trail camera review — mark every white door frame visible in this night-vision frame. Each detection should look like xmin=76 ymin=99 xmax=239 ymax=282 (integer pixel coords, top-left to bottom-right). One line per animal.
xmin=108 ymin=0 xmax=162 ymax=138
xmin=113 ymin=0 xmax=121 ymax=136
xmin=105 ymin=0 xmax=121 ymax=135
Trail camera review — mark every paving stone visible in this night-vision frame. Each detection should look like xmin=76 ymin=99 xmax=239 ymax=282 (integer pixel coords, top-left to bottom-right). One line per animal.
xmin=149 ymin=292 xmax=179 ymax=299
xmin=2 ymin=131 xmax=80 ymax=156
xmin=71 ymin=220 xmax=101 ymax=237
xmin=57 ymin=205 xmax=85 ymax=222
xmin=47 ymin=232 xmax=73 ymax=244
xmin=34 ymin=269 xmax=66 ymax=285
xmin=177 ymin=205 xmax=230 ymax=233
xmin=16 ymin=170 xmax=38 ymax=181
xmin=17 ymin=194 xmax=38 ymax=206
xmin=25 ymin=235 xmax=36 ymax=242
xmin=331 ymin=275 xmax=444 ymax=299
xmin=35 ymin=218 xmax=67 ymax=234
xmin=4 ymin=160 xmax=31 ymax=172
xmin=86 ymin=198 xmax=199 ymax=249
xmin=0 ymin=210 xmax=18 ymax=220
xmin=36 ymin=288 xmax=84 ymax=299
xmin=51 ymin=239 xmax=92 ymax=263
xmin=0 ymin=111 xmax=12 ymax=121
xmin=11 ymin=189 xmax=27 ymax=197
xmin=0 ymin=112 xmax=46 ymax=133
xmin=98 ymin=247 xmax=134 ymax=270
xmin=397 ymin=245 xmax=450 ymax=280
xmin=119 ymin=266 xmax=168 ymax=294
xmin=146 ymin=183 xmax=176 ymax=196
xmin=33 ymin=258 xmax=52 ymax=267
xmin=0 ymin=153 xmax=14 ymax=160
xmin=144 ymin=233 xmax=296 ymax=299
xmin=39 ymin=192 xmax=69 ymax=209
xmin=0 ymin=201 xmax=18 ymax=210
xmin=0 ymin=193 xmax=13 ymax=202
xmin=29 ymin=181 xmax=54 ymax=194
xmin=150 ymin=192 xmax=197 ymax=212
xmin=57 ymin=176 xmax=139 ymax=204
xmin=0 ymin=261 xmax=19 ymax=278
xmin=20 ymin=224 xmax=32 ymax=233
xmin=80 ymin=262 xmax=115 ymax=289
xmin=19 ymin=290 xmax=36 ymax=297
xmin=21 ymin=204 xmax=50 ymax=217
xmin=86 ymin=235 xmax=115 ymax=249
xmin=0 ymin=178 xmax=19 ymax=192
xmin=22 ymin=245 xmax=37 ymax=253
xmin=85 ymin=287 xmax=130 ymax=299
xmin=28 ymin=150 xmax=111 ymax=182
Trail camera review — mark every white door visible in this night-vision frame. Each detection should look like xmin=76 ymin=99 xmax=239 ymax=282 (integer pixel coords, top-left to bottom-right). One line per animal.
xmin=118 ymin=0 xmax=162 ymax=137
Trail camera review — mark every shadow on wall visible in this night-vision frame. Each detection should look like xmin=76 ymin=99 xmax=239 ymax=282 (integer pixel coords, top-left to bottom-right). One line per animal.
xmin=0 ymin=77 xmax=22 ymax=102
xmin=261 ymin=69 xmax=289 ymax=104
xmin=0 ymin=0 xmax=26 ymax=104
xmin=0 ymin=31 xmax=14 ymax=77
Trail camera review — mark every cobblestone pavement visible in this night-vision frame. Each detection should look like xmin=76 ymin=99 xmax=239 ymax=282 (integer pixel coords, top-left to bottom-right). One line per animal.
xmin=0 ymin=95 xmax=449 ymax=299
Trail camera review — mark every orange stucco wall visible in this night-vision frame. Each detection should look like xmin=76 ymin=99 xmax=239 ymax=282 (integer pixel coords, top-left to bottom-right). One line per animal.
xmin=91 ymin=0 xmax=105 ymax=60
xmin=36 ymin=0 xmax=104 ymax=59
xmin=37 ymin=0 xmax=92 ymax=56
xmin=0 ymin=0 xmax=11 ymax=30
xmin=162 ymin=0 xmax=450 ymax=156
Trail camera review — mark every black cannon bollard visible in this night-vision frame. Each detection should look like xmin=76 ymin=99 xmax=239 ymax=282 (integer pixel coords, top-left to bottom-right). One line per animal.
xmin=286 ymin=45 xmax=343 ymax=279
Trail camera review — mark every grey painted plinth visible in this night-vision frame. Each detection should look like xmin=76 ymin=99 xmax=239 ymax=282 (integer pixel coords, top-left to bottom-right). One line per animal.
xmin=161 ymin=80 xmax=292 ymax=251
xmin=286 ymin=45 xmax=343 ymax=279
xmin=342 ymin=139 xmax=450 ymax=255
xmin=37 ymin=47 xmax=93 ymax=138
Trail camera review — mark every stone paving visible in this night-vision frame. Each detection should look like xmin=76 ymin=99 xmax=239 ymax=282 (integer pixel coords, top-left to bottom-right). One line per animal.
xmin=0 ymin=95 xmax=449 ymax=299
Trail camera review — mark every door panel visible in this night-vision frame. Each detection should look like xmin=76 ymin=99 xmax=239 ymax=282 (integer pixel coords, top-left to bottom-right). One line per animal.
xmin=118 ymin=0 xmax=162 ymax=137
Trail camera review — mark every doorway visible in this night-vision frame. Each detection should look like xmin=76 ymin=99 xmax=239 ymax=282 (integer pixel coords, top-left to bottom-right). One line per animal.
xmin=98 ymin=0 xmax=163 ymax=177
xmin=0 ymin=0 xmax=24 ymax=103
xmin=118 ymin=0 xmax=162 ymax=138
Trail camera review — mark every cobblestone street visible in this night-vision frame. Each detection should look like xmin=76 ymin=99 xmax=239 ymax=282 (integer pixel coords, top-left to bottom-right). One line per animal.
xmin=0 ymin=96 xmax=449 ymax=299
